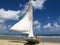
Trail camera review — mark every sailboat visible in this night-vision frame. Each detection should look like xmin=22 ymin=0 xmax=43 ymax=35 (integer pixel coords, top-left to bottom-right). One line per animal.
xmin=10 ymin=0 xmax=34 ymax=38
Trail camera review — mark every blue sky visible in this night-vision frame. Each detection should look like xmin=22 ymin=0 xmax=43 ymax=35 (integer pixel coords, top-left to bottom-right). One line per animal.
xmin=0 ymin=0 xmax=60 ymax=35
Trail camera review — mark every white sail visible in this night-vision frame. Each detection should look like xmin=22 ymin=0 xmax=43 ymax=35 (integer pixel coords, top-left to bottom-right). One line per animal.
xmin=10 ymin=0 xmax=34 ymax=37
xmin=10 ymin=12 xmax=31 ymax=32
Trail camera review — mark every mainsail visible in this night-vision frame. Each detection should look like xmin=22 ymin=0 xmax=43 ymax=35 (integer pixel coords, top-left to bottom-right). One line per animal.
xmin=10 ymin=0 xmax=33 ymax=37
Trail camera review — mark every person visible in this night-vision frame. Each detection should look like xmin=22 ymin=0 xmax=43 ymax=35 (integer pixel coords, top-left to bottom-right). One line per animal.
xmin=34 ymin=34 xmax=39 ymax=40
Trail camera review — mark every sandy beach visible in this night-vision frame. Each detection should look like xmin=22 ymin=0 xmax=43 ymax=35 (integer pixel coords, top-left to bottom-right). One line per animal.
xmin=0 ymin=35 xmax=27 ymax=45
xmin=0 ymin=35 xmax=60 ymax=45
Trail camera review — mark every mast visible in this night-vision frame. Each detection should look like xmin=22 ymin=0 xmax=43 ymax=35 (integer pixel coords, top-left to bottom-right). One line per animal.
xmin=28 ymin=0 xmax=34 ymax=38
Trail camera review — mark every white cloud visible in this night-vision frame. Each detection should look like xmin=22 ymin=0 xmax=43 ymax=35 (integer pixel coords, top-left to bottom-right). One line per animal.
xmin=54 ymin=22 xmax=59 ymax=28
xmin=43 ymin=22 xmax=60 ymax=31
xmin=0 ymin=8 xmax=21 ymax=23
xmin=43 ymin=23 xmax=52 ymax=29
xmin=31 ymin=0 xmax=46 ymax=9
xmin=33 ymin=20 xmax=40 ymax=25
xmin=53 ymin=22 xmax=60 ymax=30
xmin=33 ymin=20 xmax=41 ymax=31
xmin=0 ymin=8 xmax=21 ymax=20
xmin=33 ymin=21 xmax=60 ymax=32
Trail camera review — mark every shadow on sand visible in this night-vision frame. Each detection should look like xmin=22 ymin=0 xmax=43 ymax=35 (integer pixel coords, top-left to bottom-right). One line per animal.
xmin=9 ymin=40 xmax=37 ymax=45
xmin=10 ymin=40 xmax=27 ymax=43
xmin=10 ymin=40 xmax=37 ymax=45
xmin=24 ymin=43 xmax=36 ymax=45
